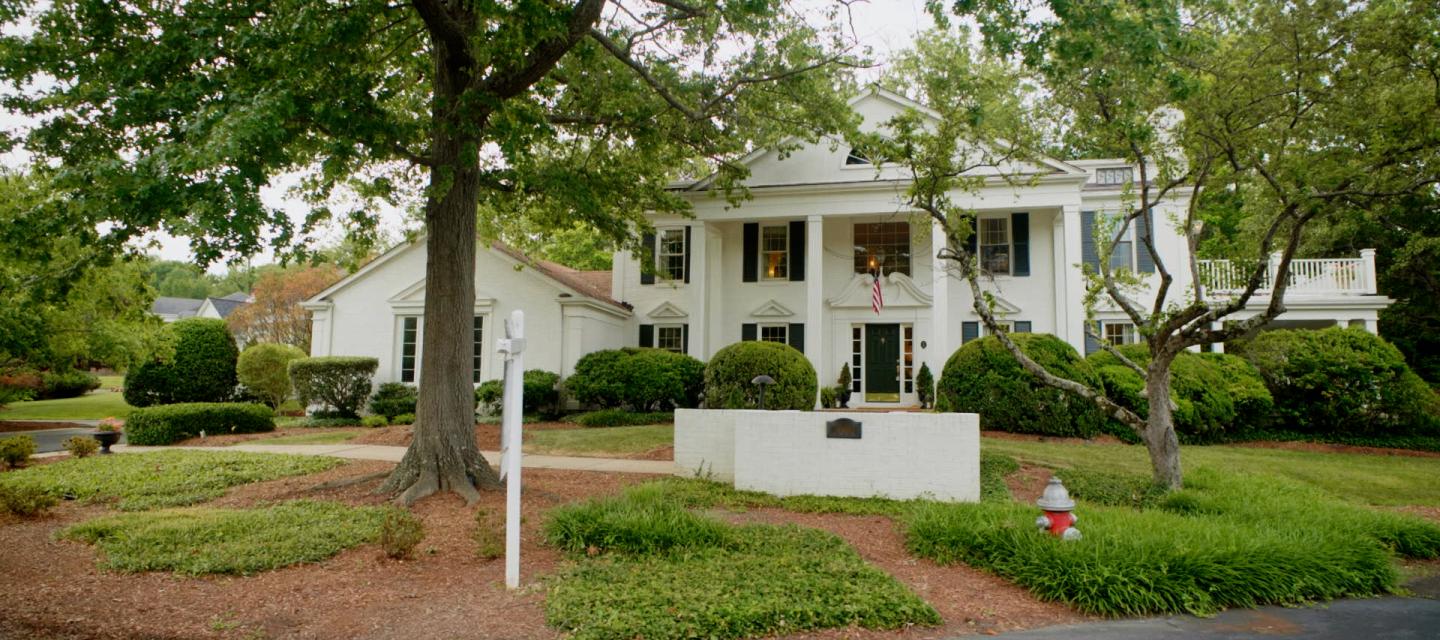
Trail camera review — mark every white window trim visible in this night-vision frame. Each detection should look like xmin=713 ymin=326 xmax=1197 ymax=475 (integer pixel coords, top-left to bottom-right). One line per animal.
xmin=656 ymin=227 xmax=687 ymax=282
xmin=1103 ymin=321 xmax=1138 ymax=346
xmin=471 ymin=313 xmax=487 ymax=384
xmin=1103 ymin=212 xmax=1138 ymax=271
xmin=656 ymin=323 xmax=685 ymax=353
xmin=852 ymin=222 xmax=913 ymax=277
xmin=978 ymin=215 xmax=1014 ymax=277
xmin=397 ymin=315 xmax=422 ymax=384
xmin=758 ymin=323 xmax=789 ymax=344
xmin=1094 ymin=166 xmax=1133 ymax=185
xmin=759 ymin=223 xmax=789 ymax=281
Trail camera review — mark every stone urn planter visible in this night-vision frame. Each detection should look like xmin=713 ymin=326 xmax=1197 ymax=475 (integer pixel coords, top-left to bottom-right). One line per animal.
xmin=91 ymin=430 xmax=121 ymax=454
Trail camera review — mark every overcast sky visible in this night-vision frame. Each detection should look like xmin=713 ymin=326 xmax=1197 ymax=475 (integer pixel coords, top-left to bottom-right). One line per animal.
xmin=1 ymin=0 xmax=936 ymax=270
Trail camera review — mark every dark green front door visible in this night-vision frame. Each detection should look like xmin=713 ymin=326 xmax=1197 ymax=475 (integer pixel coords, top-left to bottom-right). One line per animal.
xmin=864 ymin=324 xmax=900 ymax=402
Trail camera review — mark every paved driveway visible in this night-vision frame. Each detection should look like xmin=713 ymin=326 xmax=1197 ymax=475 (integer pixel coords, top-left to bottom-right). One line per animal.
xmin=985 ymin=597 xmax=1440 ymax=639
xmin=4 ymin=422 xmax=117 ymax=453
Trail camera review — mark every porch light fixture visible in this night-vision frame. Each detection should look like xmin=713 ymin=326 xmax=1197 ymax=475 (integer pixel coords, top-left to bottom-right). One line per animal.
xmin=751 ymin=374 xmax=775 ymax=410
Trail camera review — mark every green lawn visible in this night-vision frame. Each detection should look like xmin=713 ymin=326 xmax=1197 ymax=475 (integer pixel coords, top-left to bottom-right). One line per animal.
xmin=242 ymin=430 xmax=365 ymax=446
xmin=0 ymin=388 xmax=133 ymax=421
xmin=527 ymin=424 xmax=672 ymax=457
xmin=982 ymin=437 xmax=1440 ymax=507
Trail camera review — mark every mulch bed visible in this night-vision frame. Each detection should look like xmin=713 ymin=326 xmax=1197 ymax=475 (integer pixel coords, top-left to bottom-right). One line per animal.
xmin=351 ymin=422 xmax=674 ymax=461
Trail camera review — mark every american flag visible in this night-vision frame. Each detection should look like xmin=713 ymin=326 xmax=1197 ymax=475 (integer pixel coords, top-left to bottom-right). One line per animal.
xmin=871 ymin=270 xmax=884 ymax=314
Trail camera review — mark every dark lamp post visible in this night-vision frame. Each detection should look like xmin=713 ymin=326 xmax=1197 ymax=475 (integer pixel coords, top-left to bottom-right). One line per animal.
xmin=751 ymin=374 xmax=775 ymax=410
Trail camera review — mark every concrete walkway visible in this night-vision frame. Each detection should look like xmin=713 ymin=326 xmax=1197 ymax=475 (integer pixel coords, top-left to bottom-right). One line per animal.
xmin=108 ymin=443 xmax=676 ymax=475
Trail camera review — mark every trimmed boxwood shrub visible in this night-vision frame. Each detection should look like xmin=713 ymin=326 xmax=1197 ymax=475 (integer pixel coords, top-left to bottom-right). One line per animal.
xmin=572 ymin=409 xmax=674 ymax=427
xmin=288 ymin=356 xmax=378 ymax=419
xmin=124 ymin=403 xmax=275 ymax=445
xmin=936 ymin=334 xmax=1109 ymax=438
xmin=703 ymin=341 xmax=817 ymax=410
xmin=39 ymin=369 xmax=101 ymax=400
xmin=236 ymin=343 xmax=307 ymax=409
xmin=370 ymin=382 xmax=418 ymax=419
xmin=1242 ymin=327 xmax=1440 ymax=437
xmin=474 ymin=370 xmax=566 ymax=416
xmin=1086 ymin=346 xmax=1274 ymax=443
xmin=569 ymin=349 xmax=704 ymax=411
xmin=124 ymin=318 xmax=239 ymax=407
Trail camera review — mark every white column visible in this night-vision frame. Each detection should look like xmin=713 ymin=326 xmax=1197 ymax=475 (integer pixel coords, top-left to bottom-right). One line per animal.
xmin=1060 ymin=204 xmax=1086 ymax=352
xmin=1211 ymin=321 xmax=1226 ymax=353
xmin=805 ymin=215 xmax=825 ymax=403
xmin=1360 ymin=248 xmax=1378 ymax=294
xmin=707 ymin=224 xmax=724 ymax=356
xmin=1363 ymin=316 xmax=1379 ymax=334
xmin=689 ymin=222 xmax=708 ymax=359
xmin=930 ymin=219 xmax=951 ymax=366
xmin=1050 ymin=211 xmax=1068 ymax=339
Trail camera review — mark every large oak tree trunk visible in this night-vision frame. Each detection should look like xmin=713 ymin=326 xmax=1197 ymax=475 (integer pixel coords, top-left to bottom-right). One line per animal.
xmin=1142 ymin=354 xmax=1183 ymax=489
xmin=379 ymin=34 xmax=500 ymax=506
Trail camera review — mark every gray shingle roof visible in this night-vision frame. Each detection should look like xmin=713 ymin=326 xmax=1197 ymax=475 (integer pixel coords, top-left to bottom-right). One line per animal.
xmin=151 ymin=297 xmax=204 ymax=317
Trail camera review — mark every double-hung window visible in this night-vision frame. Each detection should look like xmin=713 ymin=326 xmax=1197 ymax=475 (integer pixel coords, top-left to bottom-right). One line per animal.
xmin=657 ymin=228 xmax=686 ymax=281
xmin=400 ymin=316 xmax=420 ymax=383
xmin=1106 ymin=213 xmax=1135 ymax=271
xmin=853 ymin=222 xmax=911 ymax=276
xmin=759 ymin=324 xmax=788 ymax=344
xmin=760 ymin=225 xmax=788 ymax=280
xmin=979 ymin=217 xmax=1012 ymax=275
xmin=1104 ymin=322 xmax=1138 ymax=346
xmin=471 ymin=316 xmax=484 ymax=383
xmin=656 ymin=325 xmax=685 ymax=353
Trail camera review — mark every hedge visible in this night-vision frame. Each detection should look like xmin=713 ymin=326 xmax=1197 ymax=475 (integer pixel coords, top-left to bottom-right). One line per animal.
xmin=289 ymin=357 xmax=378 ymax=419
xmin=936 ymin=334 xmax=1110 ymax=438
xmin=236 ymin=343 xmax=307 ymax=409
xmin=370 ymin=382 xmax=418 ymax=419
xmin=1086 ymin=346 xmax=1274 ymax=443
xmin=703 ymin=341 xmax=817 ymax=410
xmin=568 ymin=349 xmax=703 ymax=411
xmin=124 ymin=318 xmax=239 ymax=407
xmin=125 ymin=403 xmax=275 ymax=445
xmin=1242 ymin=327 xmax=1440 ymax=437
xmin=38 ymin=369 xmax=101 ymax=400
xmin=475 ymin=369 xmax=564 ymax=416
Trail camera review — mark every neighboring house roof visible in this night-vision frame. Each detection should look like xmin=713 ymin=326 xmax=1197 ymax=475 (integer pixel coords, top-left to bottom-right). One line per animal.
xmin=218 ymin=291 xmax=252 ymax=302
xmin=204 ymin=295 xmax=250 ymax=318
xmin=151 ymin=296 xmax=204 ymax=318
xmin=305 ymin=237 xmax=627 ymax=312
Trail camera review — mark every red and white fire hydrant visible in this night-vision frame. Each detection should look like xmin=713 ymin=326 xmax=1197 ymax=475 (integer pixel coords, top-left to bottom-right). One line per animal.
xmin=1035 ymin=477 xmax=1082 ymax=541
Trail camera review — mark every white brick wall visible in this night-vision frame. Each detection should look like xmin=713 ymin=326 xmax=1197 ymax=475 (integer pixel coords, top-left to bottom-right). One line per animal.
xmin=674 ymin=409 xmax=980 ymax=502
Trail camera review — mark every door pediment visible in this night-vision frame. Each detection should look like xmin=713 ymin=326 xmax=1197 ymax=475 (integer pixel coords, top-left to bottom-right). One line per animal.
xmin=827 ymin=272 xmax=933 ymax=309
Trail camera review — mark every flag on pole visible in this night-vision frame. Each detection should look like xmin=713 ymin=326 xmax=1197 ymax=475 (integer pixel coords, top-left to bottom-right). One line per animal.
xmin=871 ymin=270 xmax=884 ymax=314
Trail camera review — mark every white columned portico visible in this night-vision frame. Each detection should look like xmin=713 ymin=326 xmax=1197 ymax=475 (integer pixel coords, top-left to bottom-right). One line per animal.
xmin=805 ymin=215 xmax=825 ymax=400
xmin=689 ymin=222 xmax=709 ymax=359
xmin=1059 ymin=204 xmax=1086 ymax=352
xmin=930 ymin=219 xmax=951 ymax=366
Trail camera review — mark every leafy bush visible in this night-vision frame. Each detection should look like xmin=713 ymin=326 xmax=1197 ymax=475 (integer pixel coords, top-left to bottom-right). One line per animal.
xmin=0 ymin=483 xmax=58 ymax=517
xmin=63 ymin=436 xmax=100 ymax=458
xmin=474 ymin=379 xmax=503 ymax=414
xmin=39 ymin=369 xmax=101 ymax=400
xmin=0 ymin=370 xmax=43 ymax=400
xmin=124 ymin=318 xmax=239 ymax=407
xmin=236 ymin=343 xmax=306 ymax=409
xmin=703 ymin=341 xmax=817 ymax=410
xmin=125 ymin=403 xmax=274 ymax=445
xmin=392 ymin=413 xmax=415 ymax=425
xmin=571 ymin=409 xmax=673 ymax=428
xmin=288 ymin=356 xmax=377 ymax=418
xmin=936 ymin=334 xmax=1110 ymax=438
xmin=1087 ymin=346 xmax=1273 ymax=443
xmin=0 ymin=384 xmax=33 ymax=408
xmin=379 ymin=507 xmax=425 ymax=559
xmin=568 ymin=349 xmax=704 ymax=411
xmin=916 ymin=362 xmax=935 ymax=408
xmin=1243 ymin=327 xmax=1440 ymax=437
xmin=545 ymin=483 xmax=731 ymax=555
xmin=475 ymin=370 xmax=567 ymax=416
xmin=0 ymin=435 xmax=37 ymax=469
xmin=360 ymin=415 xmax=388 ymax=428
xmin=369 ymin=382 xmax=417 ymax=419
xmin=819 ymin=386 xmax=838 ymax=408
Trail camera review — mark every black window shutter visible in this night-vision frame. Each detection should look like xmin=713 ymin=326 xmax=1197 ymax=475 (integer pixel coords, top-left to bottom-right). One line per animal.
xmin=788 ymin=323 xmax=805 ymax=353
xmin=1084 ymin=323 xmax=1101 ymax=355
xmin=1012 ymin=212 xmax=1030 ymax=276
xmin=1080 ymin=212 xmax=1099 ymax=270
xmin=967 ymin=216 xmax=978 ymax=256
xmin=789 ymin=220 xmax=806 ymax=282
xmin=962 ymin=321 xmax=979 ymax=344
xmin=741 ymin=323 xmax=757 ymax=341
xmin=639 ymin=324 xmax=654 ymax=348
xmin=682 ymin=324 xmax=690 ymax=354
xmin=1136 ymin=210 xmax=1156 ymax=273
xmin=742 ymin=223 xmax=759 ymax=282
xmin=684 ymin=226 xmax=693 ymax=283
xmin=1014 ymin=321 xmax=1032 ymax=333
xmin=640 ymin=232 xmax=656 ymax=285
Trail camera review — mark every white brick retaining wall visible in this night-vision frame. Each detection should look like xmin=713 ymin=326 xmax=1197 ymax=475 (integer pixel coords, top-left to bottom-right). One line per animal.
xmin=673 ymin=409 xmax=980 ymax=502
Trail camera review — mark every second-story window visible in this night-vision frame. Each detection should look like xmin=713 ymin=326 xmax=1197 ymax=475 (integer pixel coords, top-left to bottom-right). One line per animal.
xmin=761 ymin=224 xmax=788 ymax=280
xmin=853 ymin=222 xmax=911 ymax=276
xmin=657 ymin=228 xmax=686 ymax=281
xmin=979 ymin=217 xmax=1012 ymax=275
xmin=1095 ymin=167 xmax=1132 ymax=185
xmin=1106 ymin=213 xmax=1135 ymax=271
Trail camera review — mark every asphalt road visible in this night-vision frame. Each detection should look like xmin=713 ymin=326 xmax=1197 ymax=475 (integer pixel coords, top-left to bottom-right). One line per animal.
xmin=5 ymin=422 xmax=118 ymax=453
xmin=985 ymin=597 xmax=1440 ymax=639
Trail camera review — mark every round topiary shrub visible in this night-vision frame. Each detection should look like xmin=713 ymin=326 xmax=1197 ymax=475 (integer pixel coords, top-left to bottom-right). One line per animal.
xmin=703 ymin=341 xmax=817 ymax=410
xmin=124 ymin=318 xmax=239 ymax=407
xmin=936 ymin=334 xmax=1109 ymax=438
xmin=369 ymin=382 xmax=418 ymax=419
xmin=288 ymin=356 xmax=378 ymax=419
xmin=1086 ymin=346 xmax=1272 ymax=443
xmin=236 ymin=343 xmax=307 ymax=409
xmin=1242 ymin=327 xmax=1440 ymax=437
xmin=567 ymin=350 xmax=630 ymax=408
xmin=567 ymin=349 xmax=704 ymax=411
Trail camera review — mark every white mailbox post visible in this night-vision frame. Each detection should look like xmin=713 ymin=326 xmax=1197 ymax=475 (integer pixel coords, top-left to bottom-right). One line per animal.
xmin=495 ymin=310 xmax=525 ymax=589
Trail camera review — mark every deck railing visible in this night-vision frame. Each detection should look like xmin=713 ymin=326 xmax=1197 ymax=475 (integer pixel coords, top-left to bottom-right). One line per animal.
xmin=1196 ymin=250 xmax=1377 ymax=297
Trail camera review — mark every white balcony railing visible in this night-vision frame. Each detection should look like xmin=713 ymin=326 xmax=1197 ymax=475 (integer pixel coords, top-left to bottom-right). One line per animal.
xmin=1196 ymin=250 xmax=1378 ymax=297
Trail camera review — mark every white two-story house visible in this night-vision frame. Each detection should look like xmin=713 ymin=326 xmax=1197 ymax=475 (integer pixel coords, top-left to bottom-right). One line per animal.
xmin=304 ymin=87 xmax=1390 ymax=407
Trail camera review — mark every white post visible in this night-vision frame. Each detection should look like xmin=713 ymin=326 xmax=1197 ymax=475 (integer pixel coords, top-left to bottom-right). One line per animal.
xmin=496 ymin=310 xmax=526 ymax=590
xmin=805 ymin=215 xmax=825 ymax=406
xmin=1360 ymin=248 xmax=1378 ymax=294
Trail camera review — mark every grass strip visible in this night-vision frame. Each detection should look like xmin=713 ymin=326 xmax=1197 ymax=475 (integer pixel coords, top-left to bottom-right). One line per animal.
xmin=61 ymin=500 xmax=387 ymax=575
xmin=0 ymin=450 xmax=342 ymax=510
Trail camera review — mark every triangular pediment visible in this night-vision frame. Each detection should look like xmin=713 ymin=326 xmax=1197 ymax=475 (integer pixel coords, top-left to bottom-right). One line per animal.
xmin=827 ymin=272 xmax=933 ymax=309
xmin=646 ymin=302 xmax=688 ymax=320
xmin=986 ymin=294 xmax=1022 ymax=315
xmin=388 ymin=279 xmax=428 ymax=303
xmin=750 ymin=299 xmax=795 ymax=318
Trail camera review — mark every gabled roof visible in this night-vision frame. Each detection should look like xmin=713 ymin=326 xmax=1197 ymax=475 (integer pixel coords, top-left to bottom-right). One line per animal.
xmin=204 ymin=295 xmax=250 ymax=318
xmin=151 ymin=296 xmax=204 ymax=317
